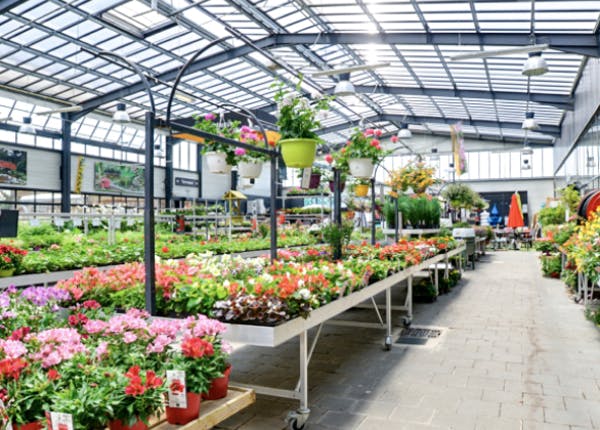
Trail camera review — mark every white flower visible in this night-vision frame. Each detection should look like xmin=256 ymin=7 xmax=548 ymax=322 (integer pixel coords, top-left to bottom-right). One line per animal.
xmin=298 ymin=288 xmax=311 ymax=300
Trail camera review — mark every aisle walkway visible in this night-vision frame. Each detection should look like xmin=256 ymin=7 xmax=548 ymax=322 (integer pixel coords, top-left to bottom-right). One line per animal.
xmin=220 ymin=251 xmax=600 ymax=430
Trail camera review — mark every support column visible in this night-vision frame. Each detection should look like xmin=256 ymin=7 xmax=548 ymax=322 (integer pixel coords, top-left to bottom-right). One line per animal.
xmin=144 ymin=111 xmax=156 ymax=315
xmin=196 ymin=146 xmax=203 ymax=200
xmin=164 ymin=136 xmax=174 ymax=209
xmin=269 ymin=154 xmax=278 ymax=261
xmin=60 ymin=113 xmax=72 ymax=213
xmin=371 ymin=177 xmax=376 ymax=245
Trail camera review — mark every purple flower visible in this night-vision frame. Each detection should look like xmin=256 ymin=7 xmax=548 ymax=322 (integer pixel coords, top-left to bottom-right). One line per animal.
xmin=235 ymin=147 xmax=246 ymax=156
xmin=204 ymin=113 xmax=216 ymax=121
xmin=240 ymin=125 xmax=252 ymax=133
xmin=0 ymin=292 xmax=10 ymax=308
xmin=20 ymin=286 xmax=71 ymax=306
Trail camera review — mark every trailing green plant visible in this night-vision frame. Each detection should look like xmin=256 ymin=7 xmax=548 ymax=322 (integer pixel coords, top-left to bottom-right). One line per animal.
xmin=442 ymin=183 xmax=479 ymax=210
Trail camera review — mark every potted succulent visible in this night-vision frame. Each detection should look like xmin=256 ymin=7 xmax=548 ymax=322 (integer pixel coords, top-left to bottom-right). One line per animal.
xmin=273 ymin=79 xmax=332 ymax=168
xmin=235 ymin=126 xmax=270 ymax=179
xmin=339 ymin=128 xmax=389 ymax=178
xmin=194 ymin=113 xmax=241 ymax=174
xmin=0 ymin=244 xmax=27 ymax=277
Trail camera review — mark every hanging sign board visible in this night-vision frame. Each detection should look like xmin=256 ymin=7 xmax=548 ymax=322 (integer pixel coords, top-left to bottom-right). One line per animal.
xmin=0 ymin=210 xmax=18 ymax=237
xmin=175 ymin=177 xmax=199 ymax=187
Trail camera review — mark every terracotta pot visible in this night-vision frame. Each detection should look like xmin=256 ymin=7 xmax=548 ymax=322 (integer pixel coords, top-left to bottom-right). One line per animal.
xmin=14 ymin=422 xmax=44 ymax=430
xmin=203 ymin=365 xmax=231 ymax=400
xmin=108 ymin=418 xmax=148 ymax=430
xmin=166 ymin=392 xmax=202 ymax=425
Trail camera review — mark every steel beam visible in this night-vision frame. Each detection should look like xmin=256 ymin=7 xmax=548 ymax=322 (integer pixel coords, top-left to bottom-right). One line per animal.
xmin=60 ymin=113 xmax=72 ymax=213
xmin=0 ymin=0 xmax=26 ymax=13
xmin=165 ymin=135 xmax=174 ymax=209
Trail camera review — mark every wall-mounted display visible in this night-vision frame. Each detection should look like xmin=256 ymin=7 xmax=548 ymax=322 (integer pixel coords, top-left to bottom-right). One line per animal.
xmin=94 ymin=161 xmax=144 ymax=194
xmin=0 ymin=148 xmax=26 ymax=185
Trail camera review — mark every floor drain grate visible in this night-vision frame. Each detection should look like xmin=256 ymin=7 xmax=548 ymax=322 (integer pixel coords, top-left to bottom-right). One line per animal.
xmin=395 ymin=327 xmax=443 ymax=346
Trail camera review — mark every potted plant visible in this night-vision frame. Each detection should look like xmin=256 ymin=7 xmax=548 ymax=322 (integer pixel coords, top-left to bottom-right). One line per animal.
xmin=108 ymin=365 xmax=165 ymax=430
xmin=296 ymin=166 xmax=324 ymax=189
xmin=338 ymin=128 xmax=389 ymax=178
xmin=194 ymin=113 xmax=241 ymax=174
xmin=320 ymin=221 xmax=354 ymax=260
xmin=273 ymin=79 xmax=332 ymax=168
xmin=387 ymin=161 xmax=439 ymax=194
xmin=235 ymin=126 xmax=270 ymax=179
xmin=323 ymin=154 xmax=347 ymax=193
xmin=0 ymin=244 xmax=27 ymax=277
xmin=350 ymin=178 xmax=371 ymax=197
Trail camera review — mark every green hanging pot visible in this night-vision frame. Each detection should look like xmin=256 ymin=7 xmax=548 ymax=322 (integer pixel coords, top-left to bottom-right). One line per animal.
xmin=279 ymin=138 xmax=318 ymax=168
xmin=0 ymin=268 xmax=15 ymax=277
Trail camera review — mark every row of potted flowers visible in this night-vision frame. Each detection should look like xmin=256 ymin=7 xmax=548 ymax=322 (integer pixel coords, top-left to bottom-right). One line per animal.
xmin=0 ymin=228 xmax=317 ymax=276
xmin=0 ymin=288 xmax=232 ymax=429
xmin=55 ymin=237 xmax=458 ymax=325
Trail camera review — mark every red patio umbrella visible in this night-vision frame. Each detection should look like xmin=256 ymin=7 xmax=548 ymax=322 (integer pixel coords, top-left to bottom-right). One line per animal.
xmin=507 ymin=192 xmax=524 ymax=228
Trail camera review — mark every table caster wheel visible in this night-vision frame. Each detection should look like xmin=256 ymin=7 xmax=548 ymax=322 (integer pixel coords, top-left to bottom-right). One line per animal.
xmin=286 ymin=409 xmax=309 ymax=430
xmin=384 ymin=335 xmax=392 ymax=351
xmin=402 ymin=317 xmax=412 ymax=328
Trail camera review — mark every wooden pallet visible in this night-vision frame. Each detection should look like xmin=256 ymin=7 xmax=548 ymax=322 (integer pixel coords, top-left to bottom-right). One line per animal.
xmin=151 ymin=387 xmax=255 ymax=430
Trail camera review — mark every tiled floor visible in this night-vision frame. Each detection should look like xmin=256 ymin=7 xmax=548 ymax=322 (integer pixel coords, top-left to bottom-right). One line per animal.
xmin=219 ymin=251 xmax=600 ymax=430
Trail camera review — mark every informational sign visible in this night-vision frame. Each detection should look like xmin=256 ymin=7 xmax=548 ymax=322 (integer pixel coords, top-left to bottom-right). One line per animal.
xmin=0 ymin=147 xmax=26 ymax=185
xmin=49 ymin=412 xmax=74 ymax=430
xmin=94 ymin=162 xmax=144 ymax=194
xmin=300 ymin=168 xmax=312 ymax=189
xmin=166 ymin=370 xmax=187 ymax=408
xmin=175 ymin=177 xmax=199 ymax=187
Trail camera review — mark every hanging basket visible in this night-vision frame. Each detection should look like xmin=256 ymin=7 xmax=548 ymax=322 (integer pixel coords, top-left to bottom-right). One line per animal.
xmin=354 ymin=184 xmax=369 ymax=197
xmin=238 ymin=161 xmax=263 ymax=179
xmin=279 ymin=138 xmax=318 ymax=168
xmin=0 ymin=268 xmax=15 ymax=277
xmin=329 ymin=180 xmax=346 ymax=194
xmin=205 ymin=151 xmax=232 ymax=175
xmin=348 ymin=158 xmax=374 ymax=179
xmin=307 ymin=173 xmax=321 ymax=189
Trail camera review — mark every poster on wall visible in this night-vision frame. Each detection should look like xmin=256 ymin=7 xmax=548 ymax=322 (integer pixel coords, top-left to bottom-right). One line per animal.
xmin=0 ymin=148 xmax=26 ymax=185
xmin=93 ymin=161 xmax=144 ymax=194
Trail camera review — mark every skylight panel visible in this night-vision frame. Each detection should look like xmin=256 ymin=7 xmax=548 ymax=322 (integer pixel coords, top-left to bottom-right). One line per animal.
xmin=103 ymin=0 xmax=170 ymax=34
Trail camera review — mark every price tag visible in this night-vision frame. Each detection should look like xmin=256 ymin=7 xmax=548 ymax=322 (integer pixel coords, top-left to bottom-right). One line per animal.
xmin=166 ymin=370 xmax=187 ymax=408
xmin=53 ymin=217 xmax=64 ymax=227
xmin=91 ymin=218 xmax=101 ymax=227
xmin=72 ymin=217 xmax=82 ymax=227
xmin=49 ymin=412 xmax=73 ymax=430
xmin=29 ymin=218 xmax=40 ymax=227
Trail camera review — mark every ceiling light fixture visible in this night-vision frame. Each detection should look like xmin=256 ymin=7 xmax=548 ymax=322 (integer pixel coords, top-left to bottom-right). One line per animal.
xmin=449 ymin=44 xmax=549 ymax=61
xmin=522 ymin=112 xmax=539 ymax=130
xmin=333 ymin=73 xmax=355 ymax=96
xmin=113 ymin=103 xmax=130 ymax=123
xmin=521 ymin=159 xmax=531 ymax=170
xmin=18 ymin=117 xmax=36 ymax=135
xmin=521 ymin=142 xmax=534 ymax=156
xmin=522 ymin=52 xmax=549 ymax=76
xmin=430 ymin=147 xmax=439 ymax=161
xmin=398 ymin=123 xmax=412 ymax=139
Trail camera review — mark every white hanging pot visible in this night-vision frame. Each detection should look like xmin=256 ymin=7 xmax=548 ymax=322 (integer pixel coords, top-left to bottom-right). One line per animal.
xmin=238 ymin=161 xmax=263 ymax=179
xmin=348 ymin=158 xmax=374 ymax=179
xmin=205 ymin=151 xmax=231 ymax=175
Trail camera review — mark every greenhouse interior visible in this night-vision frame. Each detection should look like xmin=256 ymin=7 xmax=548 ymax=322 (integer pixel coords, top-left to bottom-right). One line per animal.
xmin=0 ymin=0 xmax=600 ymax=429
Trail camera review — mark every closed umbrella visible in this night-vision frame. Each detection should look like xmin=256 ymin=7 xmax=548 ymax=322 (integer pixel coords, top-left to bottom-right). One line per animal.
xmin=507 ymin=193 xmax=524 ymax=228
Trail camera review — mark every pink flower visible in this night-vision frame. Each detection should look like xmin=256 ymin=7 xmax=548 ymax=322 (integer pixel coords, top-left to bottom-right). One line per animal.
xmin=240 ymin=125 xmax=252 ymax=133
xmin=370 ymin=139 xmax=380 ymax=147
xmin=221 ymin=341 xmax=233 ymax=354
xmin=204 ymin=113 xmax=216 ymax=121
xmin=84 ymin=319 xmax=108 ymax=334
xmin=374 ymin=129 xmax=382 ymax=137
xmin=146 ymin=334 xmax=171 ymax=354
xmin=0 ymin=340 xmax=27 ymax=359
xmin=364 ymin=129 xmax=374 ymax=136
xmin=96 ymin=341 xmax=109 ymax=359
xmin=325 ymin=154 xmax=333 ymax=164
xmin=391 ymin=135 xmax=399 ymax=143
xmin=123 ymin=332 xmax=138 ymax=344
xmin=234 ymin=147 xmax=246 ymax=156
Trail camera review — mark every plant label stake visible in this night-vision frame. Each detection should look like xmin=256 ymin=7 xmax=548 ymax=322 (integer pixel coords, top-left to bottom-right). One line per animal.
xmin=166 ymin=370 xmax=188 ymax=408
xmin=49 ymin=412 xmax=73 ymax=430
xmin=300 ymin=168 xmax=312 ymax=189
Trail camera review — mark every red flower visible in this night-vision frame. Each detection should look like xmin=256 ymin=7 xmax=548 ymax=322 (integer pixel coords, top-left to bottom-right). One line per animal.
xmin=391 ymin=135 xmax=399 ymax=143
xmin=126 ymin=365 xmax=140 ymax=379
xmin=181 ymin=337 xmax=214 ymax=358
xmin=9 ymin=326 xmax=31 ymax=341
xmin=370 ymin=139 xmax=380 ymax=147
xmin=68 ymin=313 xmax=89 ymax=326
xmin=145 ymin=370 xmax=163 ymax=389
xmin=47 ymin=369 xmax=61 ymax=381
xmin=325 ymin=154 xmax=334 ymax=164
xmin=83 ymin=300 xmax=101 ymax=310
xmin=374 ymin=129 xmax=382 ymax=137
xmin=162 ymin=246 xmax=170 ymax=253
xmin=0 ymin=358 xmax=27 ymax=380
xmin=125 ymin=377 xmax=146 ymax=396
xmin=170 ymin=379 xmax=185 ymax=393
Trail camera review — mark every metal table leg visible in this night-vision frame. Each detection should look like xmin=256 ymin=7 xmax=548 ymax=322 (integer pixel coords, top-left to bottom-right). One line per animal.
xmin=434 ymin=266 xmax=439 ymax=297
xmin=287 ymin=331 xmax=311 ymax=429
xmin=385 ymin=287 xmax=392 ymax=350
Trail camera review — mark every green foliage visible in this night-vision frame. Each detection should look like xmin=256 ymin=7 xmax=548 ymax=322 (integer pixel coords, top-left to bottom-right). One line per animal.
xmin=540 ymin=254 xmax=562 ymax=278
xmin=559 ymin=185 xmax=580 ymax=215
xmin=193 ymin=113 xmax=240 ymax=165
xmin=397 ymin=196 xmax=441 ymax=228
xmin=321 ymin=221 xmax=354 ymax=258
xmin=442 ymin=183 xmax=479 ymax=210
xmin=273 ymin=78 xmax=332 ymax=140
xmin=383 ymin=199 xmax=398 ymax=228
xmin=538 ymin=206 xmax=566 ymax=226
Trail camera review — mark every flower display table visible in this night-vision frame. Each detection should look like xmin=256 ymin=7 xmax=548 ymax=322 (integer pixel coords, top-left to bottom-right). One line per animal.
xmin=152 ymin=387 xmax=255 ymax=430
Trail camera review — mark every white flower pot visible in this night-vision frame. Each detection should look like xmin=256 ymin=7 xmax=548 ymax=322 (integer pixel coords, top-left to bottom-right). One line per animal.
xmin=349 ymin=158 xmax=374 ymax=179
xmin=238 ymin=161 xmax=263 ymax=179
xmin=205 ymin=151 xmax=231 ymax=175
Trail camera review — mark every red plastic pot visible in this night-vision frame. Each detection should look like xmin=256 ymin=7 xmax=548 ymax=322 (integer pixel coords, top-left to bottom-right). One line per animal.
xmin=108 ymin=418 xmax=148 ymax=430
xmin=14 ymin=422 xmax=44 ymax=430
xmin=203 ymin=365 xmax=231 ymax=400
xmin=166 ymin=392 xmax=202 ymax=425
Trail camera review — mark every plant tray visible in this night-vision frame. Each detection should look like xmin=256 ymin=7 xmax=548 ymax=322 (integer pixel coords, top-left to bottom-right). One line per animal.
xmin=151 ymin=386 xmax=255 ymax=430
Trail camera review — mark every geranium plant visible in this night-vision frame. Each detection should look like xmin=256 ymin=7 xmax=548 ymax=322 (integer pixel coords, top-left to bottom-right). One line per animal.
xmin=273 ymin=79 xmax=331 ymax=141
xmin=193 ymin=113 xmax=241 ymax=165
xmin=338 ymin=128 xmax=389 ymax=165
xmin=0 ymin=244 xmax=27 ymax=274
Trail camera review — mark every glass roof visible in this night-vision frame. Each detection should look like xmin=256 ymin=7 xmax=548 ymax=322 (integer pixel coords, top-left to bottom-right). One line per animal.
xmin=0 ymin=0 xmax=597 ymax=147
